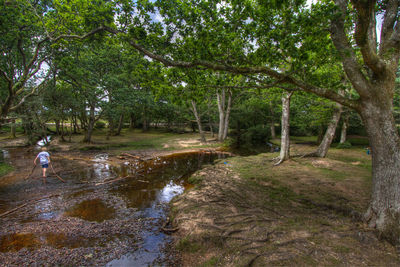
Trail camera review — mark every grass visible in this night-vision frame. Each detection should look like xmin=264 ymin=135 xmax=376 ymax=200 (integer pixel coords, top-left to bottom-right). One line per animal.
xmin=176 ymin=236 xmax=202 ymax=253
xmin=47 ymin=128 xmax=220 ymax=152
xmin=171 ymin=140 xmax=396 ymax=266
xmin=0 ymin=162 xmax=14 ymax=177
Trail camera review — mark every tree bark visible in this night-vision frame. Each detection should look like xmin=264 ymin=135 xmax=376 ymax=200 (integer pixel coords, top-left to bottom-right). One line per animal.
xmin=217 ymin=88 xmax=232 ymax=141
xmin=129 ymin=113 xmax=135 ymax=130
xmin=83 ymin=105 xmax=95 ymax=143
xmin=55 ymin=119 xmax=60 ymax=136
xmin=115 ymin=114 xmax=124 ymax=136
xmin=217 ymin=89 xmax=225 ymax=141
xmin=191 ymin=100 xmax=206 ymax=143
xmin=314 ymin=104 xmax=343 ymax=157
xmin=222 ymin=90 xmax=232 ymax=140
xmin=275 ymin=92 xmax=293 ymax=165
xmin=340 ymin=113 xmax=348 ymax=144
xmin=10 ymin=120 xmax=16 ymax=138
xmin=360 ymin=94 xmax=400 ymax=243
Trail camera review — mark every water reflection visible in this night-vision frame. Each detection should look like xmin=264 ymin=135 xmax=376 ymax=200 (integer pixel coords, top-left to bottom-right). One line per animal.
xmin=0 ymin=148 xmax=227 ymax=264
xmin=65 ymin=198 xmax=116 ymax=222
xmin=37 ymin=136 xmax=51 ymax=147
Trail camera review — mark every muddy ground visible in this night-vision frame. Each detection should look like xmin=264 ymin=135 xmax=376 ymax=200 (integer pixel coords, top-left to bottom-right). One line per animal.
xmin=170 ymin=145 xmax=399 ymax=266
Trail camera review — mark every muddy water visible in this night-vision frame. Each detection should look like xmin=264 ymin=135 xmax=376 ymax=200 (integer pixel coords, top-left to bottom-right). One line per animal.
xmin=0 ymin=148 xmax=226 ymax=266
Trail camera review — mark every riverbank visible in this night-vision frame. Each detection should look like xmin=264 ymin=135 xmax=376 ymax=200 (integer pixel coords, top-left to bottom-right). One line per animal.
xmin=0 ymin=130 xmax=227 ymax=266
xmin=170 ymin=144 xmax=399 ymax=266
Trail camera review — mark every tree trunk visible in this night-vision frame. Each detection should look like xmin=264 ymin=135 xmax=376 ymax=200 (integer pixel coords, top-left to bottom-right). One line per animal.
xmin=115 ymin=114 xmax=124 ymax=136
xmin=314 ymin=104 xmax=343 ymax=157
xmin=340 ymin=113 xmax=348 ymax=144
xmin=60 ymin=120 xmax=66 ymax=142
xmin=222 ymin=90 xmax=232 ymax=140
xmin=55 ymin=120 xmax=60 ymax=136
xmin=217 ymin=89 xmax=225 ymax=141
xmin=83 ymin=105 xmax=95 ymax=143
xmin=360 ymin=95 xmax=400 ymax=243
xmin=129 ymin=113 xmax=135 ymax=130
xmin=217 ymin=89 xmax=232 ymax=141
xmin=191 ymin=100 xmax=206 ymax=143
xmin=107 ymin=116 xmax=115 ymax=138
xmin=276 ymin=92 xmax=293 ymax=165
xmin=10 ymin=120 xmax=16 ymax=138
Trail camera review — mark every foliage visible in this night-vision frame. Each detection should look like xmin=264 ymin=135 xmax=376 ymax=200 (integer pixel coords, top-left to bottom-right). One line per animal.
xmin=229 ymin=95 xmax=271 ymax=149
xmin=94 ymin=121 xmax=106 ymax=129
xmin=336 ymin=141 xmax=352 ymax=149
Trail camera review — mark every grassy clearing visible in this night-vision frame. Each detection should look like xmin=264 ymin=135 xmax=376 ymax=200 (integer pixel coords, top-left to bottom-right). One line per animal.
xmin=48 ymin=128 xmax=221 ymax=153
xmin=171 ymin=143 xmax=397 ymax=266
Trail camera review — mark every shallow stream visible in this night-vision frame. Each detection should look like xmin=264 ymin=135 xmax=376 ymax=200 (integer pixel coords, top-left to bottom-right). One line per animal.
xmin=0 ymin=147 xmax=227 ymax=266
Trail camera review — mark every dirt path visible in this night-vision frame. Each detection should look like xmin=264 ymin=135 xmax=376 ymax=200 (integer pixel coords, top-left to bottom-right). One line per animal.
xmin=170 ymin=151 xmax=399 ymax=266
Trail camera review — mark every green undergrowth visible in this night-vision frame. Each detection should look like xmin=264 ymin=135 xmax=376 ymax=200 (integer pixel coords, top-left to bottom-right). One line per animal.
xmin=0 ymin=162 xmax=14 ymax=177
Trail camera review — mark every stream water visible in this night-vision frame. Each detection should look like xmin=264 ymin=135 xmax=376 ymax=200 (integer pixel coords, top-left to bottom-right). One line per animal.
xmin=0 ymin=147 xmax=227 ymax=266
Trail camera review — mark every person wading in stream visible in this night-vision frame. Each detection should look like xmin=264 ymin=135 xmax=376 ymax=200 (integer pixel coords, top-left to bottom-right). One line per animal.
xmin=34 ymin=147 xmax=51 ymax=184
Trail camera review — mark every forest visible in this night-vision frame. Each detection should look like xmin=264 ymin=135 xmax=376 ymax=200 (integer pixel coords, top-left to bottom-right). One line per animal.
xmin=0 ymin=0 xmax=400 ymax=266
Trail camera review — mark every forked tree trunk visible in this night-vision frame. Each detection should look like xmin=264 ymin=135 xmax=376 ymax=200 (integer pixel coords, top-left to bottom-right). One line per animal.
xmin=339 ymin=113 xmax=348 ymax=144
xmin=217 ymin=88 xmax=232 ymax=141
xmin=191 ymin=100 xmax=206 ymax=143
xmin=361 ymin=94 xmax=400 ymax=243
xmin=275 ymin=92 xmax=293 ymax=165
xmin=313 ymin=104 xmax=343 ymax=157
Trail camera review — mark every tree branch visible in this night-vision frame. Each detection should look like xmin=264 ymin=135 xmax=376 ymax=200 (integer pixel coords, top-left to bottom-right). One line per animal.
xmin=50 ymin=26 xmax=109 ymax=42
xmin=124 ymin=35 xmax=359 ymax=109
xmin=10 ymin=86 xmax=40 ymax=111
xmin=17 ymin=38 xmax=27 ymax=69
xmin=0 ymin=68 xmax=11 ymax=83
xmin=351 ymin=0 xmax=387 ymax=75
xmin=379 ymin=0 xmax=399 ymax=54
xmin=330 ymin=0 xmax=371 ymax=98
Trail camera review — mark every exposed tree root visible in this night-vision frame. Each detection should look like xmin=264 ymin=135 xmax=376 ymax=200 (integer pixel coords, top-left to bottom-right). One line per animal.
xmin=118 ymin=153 xmax=144 ymax=161
xmin=273 ymin=157 xmax=285 ymax=166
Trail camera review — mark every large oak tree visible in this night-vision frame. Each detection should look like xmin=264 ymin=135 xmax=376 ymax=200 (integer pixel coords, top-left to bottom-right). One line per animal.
xmin=111 ymin=0 xmax=400 ymax=240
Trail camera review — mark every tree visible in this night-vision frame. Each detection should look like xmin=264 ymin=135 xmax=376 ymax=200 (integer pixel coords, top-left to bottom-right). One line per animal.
xmin=275 ymin=91 xmax=293 ymax=165
xmin=112 ymin=0 xmax=400 ymax=240
xmin=0 ymin=0 xmax=114 ymax=122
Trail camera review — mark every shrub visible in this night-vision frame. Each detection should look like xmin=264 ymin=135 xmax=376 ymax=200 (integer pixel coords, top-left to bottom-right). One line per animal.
xmin=240 ymin=125 xmax=271 ymax=146
xmin=94 ymin=121 xmax=106 ymax=129
xmin=336 ymin=141 xmax=352 ymax=149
